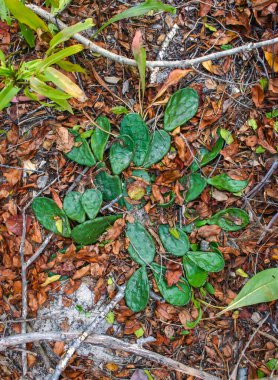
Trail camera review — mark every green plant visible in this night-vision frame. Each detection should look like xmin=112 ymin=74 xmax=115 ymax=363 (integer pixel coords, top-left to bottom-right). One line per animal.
xmin=32 ymin=87 xmax=252 ymax=313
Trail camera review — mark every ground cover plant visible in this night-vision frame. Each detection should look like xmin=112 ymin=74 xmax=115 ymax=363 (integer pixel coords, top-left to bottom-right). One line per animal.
xmin=0 ymin=0 xmax=278 ymax=379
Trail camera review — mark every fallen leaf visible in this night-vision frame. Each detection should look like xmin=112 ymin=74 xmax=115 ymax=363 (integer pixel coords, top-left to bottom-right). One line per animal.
xmin=154 ymin=69 xmax=192 ymax=101
xmin=197 ymin=225 xmax=221 ymax=242
xmin=55 ymin=126 xmax=75 ymax=153
xmin=264 ymin=51 xmax=278 ymax=72
xmin=5 ymin=215 xmax=32 ymax=235
xmin=41 ymin=274 xmax=61 ymax=287
xmin=3 ymin=169 xmax=22 ymax=186
xmin=199 ymin=0 xmax=212 ymax=16
xmin=202 ymin=60 xmax=223 ymax=76
xmin=165 ymin=262 xmax=183 ymax=286
xmin=72 ymin=265 xmax=90 ymax=280
xmin=252 ymin=84 xmax=264 ymax=107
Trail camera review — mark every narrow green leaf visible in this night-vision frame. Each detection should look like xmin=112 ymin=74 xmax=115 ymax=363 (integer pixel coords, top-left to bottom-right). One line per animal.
xmin=120 ymin=113 xmax=150 ymax=166
xmin=111 ymin=106 xmax=129 ymax=115
xmin=186 ymin=251 xmax=225 ymax=272
xmin=151 ymin=263 xmax=191 ymax=306
xmin=125 ymin=267 xmax=150 ymax=312
xmin=0 ymin=84 xmax=19 ymax=111
xmin=207 ymin=173 xmax=248 ymax=193
xmin=81 ymin=189 xmax=102 ymax=219
xmin=29 ymin=77 xmax=71 ymax=100
xmin=94 ymin=167 xmax=122 ymax=202
xmin=143 ymin=130 xmax=171 ymax=168
xmin=219 ymin=268 xmax=278 ymax=314
xmin=164 ymin=88 xmax=199 ymax=131
xmin=207 ymin=208 xmax=249 ymax=231
xmin=126 ymin=221 xmax=155 ymax=265
xmin=158 ymin=224 xmax=189 ymax=256
xmin=71 ymin=215 xmax=122 ymax=245
xmin=56 ymin=60 xmax=86 ymax=74
xmin=19 ymin=23 xmax=35 ymax=47
xmin=50 ymin=0 xmax=72 ymax=15
xmin=32 ymin=197 xmax=71 ymax=237
xmin=65 ymin=130 xmax=96 ymax=167
xmin=185 ymin=173 xmax=207 ymax=202
xmin=48 ymin=18 xmax=94 ymax=52
xmin=109 ymin=135 xmax=134 ymax=175
xmin=37 ymin=44 xmax=84 ymax=72
xmin=91 ymin=115 xmax=111 ymax=161
xmin=132 ymin=30 xmax=146 ymax=99
xmin=63 ymin=191 xmax=86 ymax=223
xmin=183 ymin=256 xmax=208 ymax=288
xmin=5 ymin=0 xmax=49 ymax=32
xmin=94 ymin=0 xmax=176 ymax=36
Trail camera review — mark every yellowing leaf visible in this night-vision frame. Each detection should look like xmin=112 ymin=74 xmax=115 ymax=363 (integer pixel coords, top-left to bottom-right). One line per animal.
xmin=236 ymin=268 xmax=249 ymax=278
xmin=105 ymin=311 xmax=115 ymax=324
xmin=220 ymin=128 xmax=234 ymax=144
xmin=205 ymin=23 xmax=217 ymax=32
xmin=169 ymin=227 xmax=180 ymax=239
xmin=41 ymin=274 xmax=61 ymax=287
xmin=55 ymin=218 xmax=63 ymax=234
xmin=202 ymin=60 xmax=223 ymax=75
xmin=134 ymin=327 xmax=144 ymax=338
xmin=264 ymin=51 xmax=278 ymax=72
xmin=45 ymin=67 xmax=87 ymax=102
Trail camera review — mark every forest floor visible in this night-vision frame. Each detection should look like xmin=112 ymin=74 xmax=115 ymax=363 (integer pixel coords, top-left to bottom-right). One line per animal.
xmin=0 ymin=0 xmax=277 ymax=379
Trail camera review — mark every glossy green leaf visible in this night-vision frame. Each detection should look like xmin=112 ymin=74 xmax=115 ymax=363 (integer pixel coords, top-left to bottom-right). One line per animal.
xmin=207 ymin=173 xmax=248 ymax=193
xmin=219 ymin=268 xmax=278 ymax=314
xmin=37 ymin=45 xmax=84 ymax=72
xmin=63 ymin=191 xmax=85 ymax=223
xmin=5 ymin=0 xmax=49 ymax=32
xmin=207 ymin=208 xmax=249 ymax=231
xmin=157 ymin=191 xmax=175 ymax=208
xmin=200 ymin=137 xmax=224 ymax=167
xmin=48 ymin=18 xmax=94 ymax=52
xmin=164 ymin=88 xmax=199 ymax=131
xmin=120 ymin=113 xmax=150 ymax=166
xmin=65 ymin=130 xmax=96 ymax=167
xmin=158 ymin=224 xmax=189 ymax=256
xmin=32 ymin=197 xmax=71 ymax=237
xmin=71 ymin=215 xmax=122 ymax=245
xmin=0 ymin=84 xmax=19 ymax=111
xmin=94 ymin=168 xmax=122 ymax=202
xmin=91 ymin=115 xmax=111 ymax=161
xmin=109 ymin=135 xmax=134 ymax=175
xmin=126 ymin=221 xmax=155 ymax=265
xmin=81 ymin=189 xmax=102 ymax=219
xmin=186 ymin=251 xmax=225 ymax=272
xmin=125 ymin=267 xmax=149 ymax=312
xmin=185 ymin=173 xmax=207 ymax=202
xmin=143 ymin=130 xmax=171 ymax=168
xmin=183 ymin=256 xmax=208 ymax=287
xmin=152 ymin=263 xmax=191 ymax=306
xmin=56 ymin=60 xmax=86 ymax=74
xmin=94 ymin=0 xmax=176 ymax=36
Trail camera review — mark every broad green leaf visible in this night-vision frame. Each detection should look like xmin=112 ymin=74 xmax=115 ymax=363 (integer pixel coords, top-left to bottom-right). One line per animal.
xmin=71 ymin=215 xmax=122 ymax=245
xmin=94 ymin=0 xmax=176 ymax=36
xmin=126 ymin=221 xmax=155 ymax=265
xmin=44 ymin=67 xmax=87 ymax=101
xmin=50 ymin=0 xmax=72 ymax=15
xmin=164 ymin=88 xmax=199 ymax=131
xmin=65 ymin=130 xmax=96 ymax=167
xmin=125 ymin=267 xmax=149 ymax=312
xmin=158 ymin=224 xmax=189 ymax=256
xmin=189 ymin=147 xmax=208 ymax=172
xmin=37 ymin=44 xmax=84 ymax=72
xmin=56 ymin=60 xmax=86 ymax=74
xmin=219 ymin=268 xmax=278 ymax=314
xmin=120 ymin=113 xmax=150 ymax=166
xmin=94 ymin=166 xmax=122 ymax=202
xmin=183 ymin=256 xmax=208 ymax=288
xmin=48 ymin=18 xmax=94 ymax=52
xmin=200 ymin=137 xmax=224 ymax=167
xmin=186 ymin=251 xmax=225 ymax=272
xmin=29 ymin=77 xmax=71 ymax=100
xmin=207 ymin=173 xmax=248 ymax=193
xmin=81 ymin=189 xmax=102 ymax=219
xmin=204 ymin=282 xmax=215 ymax=295
xmin=91 ymin=115 xmax=111 ymax=161
xmin=143 ymin=130 xmax=171 ymax=168
xmin=0 ymin=84 xmax=19 ymax=111
xmin=63 ymin=191 xmax=86 ymax=223
xmin=152 ymin=263 xmax=191 ymax=306
xmin=32 ymin=197 xmax=71 ymax=237
xmin=185 ymin=173 xmax=207 ymax=202
xmin=5 ymin=0 xmax=49 ymax=32
xmin=109 ymin=135 xmax=134 ymax=175
xmin=255 ymin=146 xmax=265 ymax=154
xmin=111 ymin=106 xmax=129 ymax=115
xmin=132 ymin=30 xmax=146 ymax=99
xmin=19 ymin=23 xmax=35 ymax=47
xmin=206 ymin=208 xmax=249 ymax=231
xmin=0 ymin=0 xmax=11 ymax=24
xmin=52 ymin=98 xmax=73 ymax=113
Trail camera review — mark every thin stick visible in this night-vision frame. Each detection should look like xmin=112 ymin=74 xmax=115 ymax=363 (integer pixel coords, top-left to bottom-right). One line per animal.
xmin=51 ymin=285 xmax=126 ymax=380
xmin=1 ymin=332 xmax=218 ymax=380
xmin=0 ymin=164 xmax=44 ymax=173
xmin=27 ymin=4 xmax=278 ymax=69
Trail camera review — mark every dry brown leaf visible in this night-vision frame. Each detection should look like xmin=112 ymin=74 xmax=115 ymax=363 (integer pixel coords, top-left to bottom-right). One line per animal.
xmin=5 ymin=215 xmax=32 ymax=235
xmin=199 ymin=0 xmax=212 ymax=16
xmin=72 ymin=265 xmax=90 ymax=280
xmin=210 ymin=30 xmax=238 ymax=45
xmin=165 ymin=262 xmax=183 ymax=286
xmin=202 ymin=60 xmax=223 ymax=76
xmin=197 ymin=225 xmax=221 ymax=242
xmin=154 ymin=69 xmax=192 ymax=101
xmin=105 ymin=218 xmax=125 ymax=240
xmin=55 ymin=126 xmax=75 ymax=153
xmin=3 ymin=169 xmax=22 ymax=186
xmin=264 ymin=51 xmax=278 ymax=72
xmin=251 ymin=84 xmax=264 ymax=107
